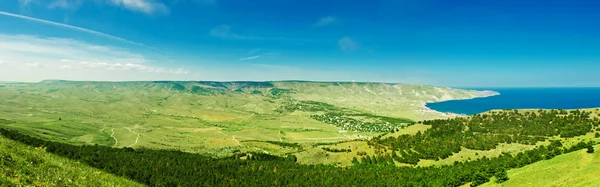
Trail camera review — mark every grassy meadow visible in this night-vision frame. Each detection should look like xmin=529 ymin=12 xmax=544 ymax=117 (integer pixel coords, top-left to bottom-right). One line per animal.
xmin=481 ymin=144 xmax=600 ymax=187
xmin=0 ymin=81 xmax=492 ymax=162
xmin=0 ymin=135 xmax=142 ymax=186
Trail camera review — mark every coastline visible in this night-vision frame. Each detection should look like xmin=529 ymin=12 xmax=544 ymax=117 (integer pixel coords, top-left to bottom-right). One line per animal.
xmin=419 ymin=90 xmax=501 ymax=118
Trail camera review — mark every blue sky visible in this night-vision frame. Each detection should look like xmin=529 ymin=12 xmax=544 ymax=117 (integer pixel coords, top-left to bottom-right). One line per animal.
xmin=0 ymin=0 xmax=599 ymax=87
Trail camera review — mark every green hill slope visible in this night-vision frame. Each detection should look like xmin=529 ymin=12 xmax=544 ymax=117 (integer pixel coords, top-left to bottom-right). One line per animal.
xmin=0 ymin=135 xmax=143 ymax=186
xmin=0 ymin=80 xmax=497 ymax=164
xmin=482 ymin=144 xmax=600 ymax=187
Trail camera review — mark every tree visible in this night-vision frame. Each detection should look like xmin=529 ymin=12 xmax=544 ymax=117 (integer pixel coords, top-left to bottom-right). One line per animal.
xmin=360 ymin=156 xmax=367 ymax=165
xmin=494 ymin=169 xmax=509 ymax=183
xmin=470 ymin=172 xmax=489 ymax=186
xmin=587 ymin=145 xmax=595 ymax=153
xmin=287 ymin=154 xmax=298 ymax=162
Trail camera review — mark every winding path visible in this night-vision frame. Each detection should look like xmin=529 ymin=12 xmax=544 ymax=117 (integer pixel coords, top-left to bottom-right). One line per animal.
xmin=278 ymin=131 xmax=283 ymax=142
xmin=110 ymin=128 xmax=118 ymax=147
xmin=125 ymin=127 xmax=140 ymax=147
xmin=232 ymin=135 xmax=242 ymax=146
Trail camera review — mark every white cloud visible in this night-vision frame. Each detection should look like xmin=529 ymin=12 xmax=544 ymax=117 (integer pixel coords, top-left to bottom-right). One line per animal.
xmin=240 ymin=55 xmax=261 ymax=61
xmin=0 ymin=11 xmax=146 ymax=47
xmin=108 ymin=0 xmax=169 ymax=15
xmin=0 ymin=34 xmax=188 ymax=82
xmin=26 ymin=62 xmax=41 ymax=68
xmin=0 ymin=34 xmax=149 ymax=64
xmin=338 ymin=37 xmax=358 ymax=52
xmin=17 ymin=0 xmax=174 ymax=15
xmin=77 ymin=61 xmax=188 ymax=74
xmin=59 ymin=64 xmax=72 ymax=69
xmin=315 ymin=16 xmax=337 ymax=27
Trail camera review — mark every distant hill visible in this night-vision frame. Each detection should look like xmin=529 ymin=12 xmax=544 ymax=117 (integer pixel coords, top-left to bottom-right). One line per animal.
xmin=30 ymin=80 xmax=497 ymax=120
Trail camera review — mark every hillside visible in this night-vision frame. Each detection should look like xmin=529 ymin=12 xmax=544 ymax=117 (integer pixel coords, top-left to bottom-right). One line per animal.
xmin=0 ymin=108 xmax=598 ymax=186
xmin=0 ymin=81 xmax=495 ymax=159
xmin=0 ymin=134 xmax=142 ymax=186
xmin=481 ymin=144 xmax=600 ymax=187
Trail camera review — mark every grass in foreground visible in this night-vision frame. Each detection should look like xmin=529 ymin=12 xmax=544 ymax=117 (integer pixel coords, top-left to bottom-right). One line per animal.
xmin=481 ymin=144 xmax=600 ymax=187
xmin=0 ymin=135 xmax=143 ymax=187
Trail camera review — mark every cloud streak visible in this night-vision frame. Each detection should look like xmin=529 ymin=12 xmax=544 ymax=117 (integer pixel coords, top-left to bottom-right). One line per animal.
xmin=0 ymin=34 xmax=186 ymax=82
xmin=315 ymin=16 xmax=337 ymax=27
xmin=240 ymin=55 xmax=261 ymax=61
xmin=209 ymin=25 xmax=318 ymax=43
xmin=48 ymin=0 xmax=83 ymax=9
xmin=18 ymin=0 xmax=37 ymax=10
xmin=0 ymin=11 xmax=146 ymax=47
xmin=210 ymin=25 xmax=261 ymax=40
xmin=338 ymin=37 xmax=358 ymax=52
xmin=108 ymin=0 xmax=169 ymax=15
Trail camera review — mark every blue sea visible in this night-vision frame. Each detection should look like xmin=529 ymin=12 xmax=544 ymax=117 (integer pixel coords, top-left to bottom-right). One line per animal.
xmin=426 ymin=88 xmax=600 ymax=115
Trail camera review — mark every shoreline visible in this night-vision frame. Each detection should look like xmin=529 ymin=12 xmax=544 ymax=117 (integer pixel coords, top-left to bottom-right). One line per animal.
xmin=419 ymin=90 xmax=501 ymax=118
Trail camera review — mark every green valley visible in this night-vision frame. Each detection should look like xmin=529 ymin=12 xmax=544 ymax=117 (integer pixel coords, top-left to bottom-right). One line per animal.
xmin=0 ymin=81 xmax=493 ymax=157
xmin=1 ymin=81 xmax=599 ymax=186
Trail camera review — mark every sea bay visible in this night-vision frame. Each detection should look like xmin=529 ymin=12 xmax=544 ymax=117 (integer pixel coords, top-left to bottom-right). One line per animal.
xmin=427 ymin=88 xmax=600 ymax=115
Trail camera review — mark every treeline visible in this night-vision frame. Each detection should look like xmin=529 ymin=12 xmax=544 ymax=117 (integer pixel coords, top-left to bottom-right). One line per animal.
xmin=467 ymin=109 xmax=597 ymax=138
xmin=240 ymin=140 xmax=303 ymax=150
xmin=369 ymin=109 xmax=598 ymax=163
xmin=321 ymin=147 xmax=351 ymax=153
xmin=353 ymin=139 xmax=596 ymax=186
xmin=0 ymin=118 xmax=15 ymax=124
xmin=276 ymin=100 xmax=338 ymax=113
xmin=0 ymin=129 xmax=595 ymax=186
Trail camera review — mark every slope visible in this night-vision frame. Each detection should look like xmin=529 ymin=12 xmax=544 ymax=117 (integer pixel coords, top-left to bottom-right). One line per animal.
xmin=0 ymin=80 xmax=496 ymax=161
xmin=481 ymin=144 xmax=600 ymax=187
xmin=0 ymin=135 xmax=144 ymax=186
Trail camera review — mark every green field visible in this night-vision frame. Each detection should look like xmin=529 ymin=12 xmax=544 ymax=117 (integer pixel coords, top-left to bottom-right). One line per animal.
xmin=0 ymin=81 xmax=494 ymax=161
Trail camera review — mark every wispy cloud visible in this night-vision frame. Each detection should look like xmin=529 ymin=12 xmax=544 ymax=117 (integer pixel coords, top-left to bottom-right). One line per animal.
xmin=48 ymin=0 xmax=83 ymax=9
xmin=108 ymin=0 xmax=169 ymax=15
xmin=315 ymin=16 xmax=337 ymax=27
xmin=209 ymin=25 xmax=260 ymax=40
xmin=239 ymin=51 xmax=276 ymax=61
xmin=240 ymin=55 xmax=261 ymax=61
xmin=184 ymin=0 xmax=217 ymax=5
xmin=25 ymin=62 xmax=41 ymax=68
xmin=209 ymin=25 xmax=316 ymax=42
xmin=78 ymin=61 xmax=188 ymax=74
xmin=20 ymin=0 xmax=173 ymax=15
xmin=18 ymin=0 xmax=37 ymax=8
xmin=248 ymin=48 xmax=262 ymax=55
xmin=338 ymin=37 xmax=358 ymax=52
xmin=0 ymin=11 xmax=146 ymax=47
xmin=0 ymin=34 xmax=187 ymax=81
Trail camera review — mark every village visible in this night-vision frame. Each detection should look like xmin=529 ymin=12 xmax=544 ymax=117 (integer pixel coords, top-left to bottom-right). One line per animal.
xmin=310 ymin=113 xmax=411 ymax=132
